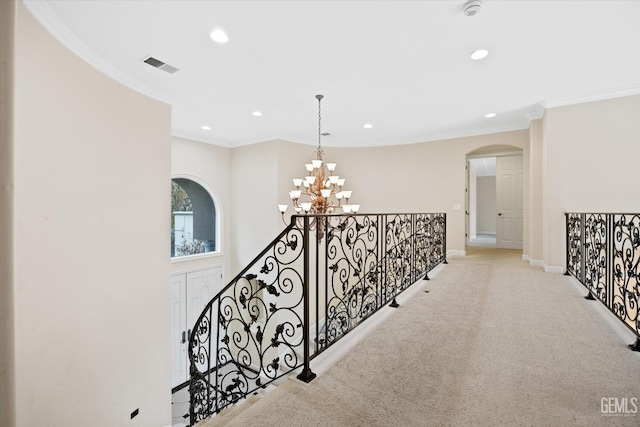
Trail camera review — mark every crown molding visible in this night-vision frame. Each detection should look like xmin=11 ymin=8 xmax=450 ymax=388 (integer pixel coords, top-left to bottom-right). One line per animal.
xmin=172 ymin=130 xmax=233 ymax=148
xmin=541 ymin=84 xmax=640 ymax=110
xmin=23 ymin=0 xmax=172 ymax=105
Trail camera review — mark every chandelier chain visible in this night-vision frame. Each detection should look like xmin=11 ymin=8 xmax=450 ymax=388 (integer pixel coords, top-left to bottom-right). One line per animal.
xmin=316 ymin=94 xmax=324 ymax=156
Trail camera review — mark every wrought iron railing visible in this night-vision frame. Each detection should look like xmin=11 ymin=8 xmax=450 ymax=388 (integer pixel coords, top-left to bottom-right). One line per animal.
xmin=188 ymin=213 xmax=446 ymax=424
xmin=565 ymin=213 xmax=640 ymax=351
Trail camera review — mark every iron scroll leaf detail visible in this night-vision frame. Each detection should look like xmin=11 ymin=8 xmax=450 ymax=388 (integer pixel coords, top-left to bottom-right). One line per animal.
xmin=189 ymin=225 xmax=305 ymax=420
xmin=190 ymin=213 xmax=449 ymax=423
xmin=323 ymin=215 xmax=379 ymax=347
xmin=584 ymin=214 xmax=608 ymax=302
xmin=612 ymin=214 xmax=640 ymax=335
xmin=566 ymin=213 xmax=583 ymax=280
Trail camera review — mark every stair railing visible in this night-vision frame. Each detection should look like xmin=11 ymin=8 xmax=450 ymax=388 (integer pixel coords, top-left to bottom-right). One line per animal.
xmin=189 ymin=212 xmax=447 ymax=424
xmin=565 ymin=213 xmax=640 ymax=351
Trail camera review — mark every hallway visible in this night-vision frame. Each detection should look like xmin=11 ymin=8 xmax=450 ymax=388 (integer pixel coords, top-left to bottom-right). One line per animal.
xmin=200 ymin=249 xmax=640 ymax=427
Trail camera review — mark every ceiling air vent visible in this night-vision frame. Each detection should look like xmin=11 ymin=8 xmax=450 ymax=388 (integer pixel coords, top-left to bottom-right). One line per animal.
xmin=142 ymin=56 xmax=179 ymax=74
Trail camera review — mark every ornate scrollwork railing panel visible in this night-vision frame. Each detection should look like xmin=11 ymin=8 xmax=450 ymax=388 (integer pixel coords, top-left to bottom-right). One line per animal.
xmin=190 ymin=212 xmax=448 ymax=423
xmin=584 ymin=214 xmax=608 ymax=302
xmin=566 ymin=213 xmax=583 ymax=281
xmin=612 ymin=214 xmax=640 ymax=335
xmin=189 ymin=224 xmax=305 ymax=422
xmin=431 ymin=213 xmax=446 ymax=268
xmin=413 ymin=213 xmax=432 ymax=279
xmin=382 ymin=214 xmax=413 ymax=303
xmin=566 ymin=212 xmax=640 ymax=342
xmin=321 ymin=214 xmax=380 ymax=349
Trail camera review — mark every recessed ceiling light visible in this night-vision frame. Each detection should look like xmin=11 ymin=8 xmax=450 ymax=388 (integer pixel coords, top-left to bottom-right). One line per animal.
xmin=210 ymin=29 xmax=229 ymax=44
xmin=252 ymin=111 xmax=263 ymax=117
xmin=201 ymin=125 xmax=211 ymax=130
xmin=485 ymin=113 xmax=496 ymax=118
xmin=470 ymin=49 xmax=489 ymax=60
xmin=363 ymin=123 xmax=373 ymax=129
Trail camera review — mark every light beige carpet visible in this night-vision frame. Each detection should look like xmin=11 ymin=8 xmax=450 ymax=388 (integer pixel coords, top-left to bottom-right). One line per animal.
xmin=201 ymin=248 xmax=640 ymax=426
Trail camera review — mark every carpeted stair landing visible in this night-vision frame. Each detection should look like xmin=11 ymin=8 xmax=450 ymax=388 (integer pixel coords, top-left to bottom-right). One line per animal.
xmin=199 ymin=248 xmax=640 ymax=427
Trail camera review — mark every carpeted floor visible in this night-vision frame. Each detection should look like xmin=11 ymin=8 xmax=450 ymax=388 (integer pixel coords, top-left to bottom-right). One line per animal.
xmin=200 ymin=248 xmax=640 ymax=427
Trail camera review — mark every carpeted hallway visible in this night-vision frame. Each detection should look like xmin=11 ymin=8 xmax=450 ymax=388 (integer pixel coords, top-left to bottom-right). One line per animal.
xmin=200 ymin=249 xmax=640 ymax=427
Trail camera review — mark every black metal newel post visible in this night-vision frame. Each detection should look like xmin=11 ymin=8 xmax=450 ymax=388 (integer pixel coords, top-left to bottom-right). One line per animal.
xmin=424 ymin=214 xmax=431 ymax=280
xmin=582 ymin=213 xmax=596 ymax=300
xmin=297 ymin=215 xmax=316 ymax=383
xmin=443 ymin=214 xmax=448 ymax=264
xmin=564 ymin=213 xmax=571 ymax=276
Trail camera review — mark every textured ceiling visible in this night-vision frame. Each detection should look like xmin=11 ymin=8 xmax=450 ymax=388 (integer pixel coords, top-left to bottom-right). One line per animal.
xmin=25 ymin=0 xmax=640 ymax=147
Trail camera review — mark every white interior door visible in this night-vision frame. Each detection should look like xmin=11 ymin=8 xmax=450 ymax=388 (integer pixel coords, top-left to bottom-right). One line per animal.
xmin=171 ymin=266 xmax=224 ymax=389
xmin=468 ymin=161 xmax=477 ymax=241
xmin=186 ymin=267 xmax=223 ymax=339
xmin=171 ymin=274 xmax=187 ymax=387
xmin=496 ymin=155 xmax=524 ymax=249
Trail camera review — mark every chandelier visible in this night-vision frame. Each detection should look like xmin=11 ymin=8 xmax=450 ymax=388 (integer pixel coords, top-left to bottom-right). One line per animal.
xmin=278 ymin=94 xmax=359 ymax=221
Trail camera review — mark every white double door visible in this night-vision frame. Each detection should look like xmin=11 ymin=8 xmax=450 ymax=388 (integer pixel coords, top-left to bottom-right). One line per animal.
xmin=171 ymin=267 xmax=224 ymax=388
xmin=496 ymin=155 xmax=524 ymax=249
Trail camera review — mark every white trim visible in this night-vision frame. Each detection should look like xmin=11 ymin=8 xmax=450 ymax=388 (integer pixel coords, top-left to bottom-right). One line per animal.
xmin=171 ymin=174 xmax=223 ymax=260
xmin=542 ymin=83 xmax=640 ymax=110
xmin=302 ymin=264 xmax=445 ymax=377
xmin=466 ymin=150 xmax=523 ymax=160
xmin=544 ymin=265 xmax=564 ymax=274
xmin=565 ymin=275 xmax=637 ymax=347
xmin=170 ymin=251 xmax=224 ymax=264
xmin=23 ymin=1 xmax=172 ymax=105
xmin=172 ymin=130 xmax=233 ymax=148
xmin=522 ymin=255 xmax=545 ymax=268
xmin=447 ymin=249 xmax=466 ymax=257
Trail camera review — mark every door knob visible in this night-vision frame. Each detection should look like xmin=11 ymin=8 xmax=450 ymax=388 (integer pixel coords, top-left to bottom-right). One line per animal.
xmin=498 ymin=213 xmax=502 ymax=216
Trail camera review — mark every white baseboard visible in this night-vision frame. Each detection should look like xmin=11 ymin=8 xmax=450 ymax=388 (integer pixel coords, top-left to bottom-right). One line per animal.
xmin=566 ymin=275 xmax=637 ymax=347
xmin=447 ymin=249 xmax=466 ymax=257
xmin=523 ymin=254 xmax=562 ymax=272
xmin=293 ymin=264 xmax=446 ymax=378
xmin=544 ymin=265 xmax=564 ymax=274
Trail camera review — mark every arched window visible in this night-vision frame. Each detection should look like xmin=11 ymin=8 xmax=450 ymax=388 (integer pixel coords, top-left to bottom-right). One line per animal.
xmin=171 ymin=178 xmax=217 ymax=258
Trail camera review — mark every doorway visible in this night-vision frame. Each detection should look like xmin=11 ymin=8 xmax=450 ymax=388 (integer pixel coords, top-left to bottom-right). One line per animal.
xmin=467 ymin=157 xmax=497 ymax=248
xmin=466 ymin=151 xmax=524 ymax=250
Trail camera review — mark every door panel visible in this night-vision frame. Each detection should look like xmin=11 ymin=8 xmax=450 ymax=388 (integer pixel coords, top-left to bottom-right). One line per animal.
xmin=496 ymin=155 xmax=524 ymax=249
xmin=171 ymin=266 xmax=224 ymax=389
xmin=171 ymin=274 xmax=187 ymax=388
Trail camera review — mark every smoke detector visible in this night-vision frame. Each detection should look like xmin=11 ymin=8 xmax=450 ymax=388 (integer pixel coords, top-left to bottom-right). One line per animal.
xmin=463 ymin=0 xmax=482 ymax=16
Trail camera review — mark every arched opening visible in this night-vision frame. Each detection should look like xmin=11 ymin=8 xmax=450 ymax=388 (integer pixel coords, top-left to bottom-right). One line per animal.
xmin=466 ymin=145 xmax=524 ymax=251
xmin=171 ymin=178 xmax=217 ymax=257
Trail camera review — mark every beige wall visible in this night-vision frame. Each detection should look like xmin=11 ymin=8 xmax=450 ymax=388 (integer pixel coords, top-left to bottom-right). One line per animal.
xmin=171 ymin=137 xmax=231 ymax=277
xmin=527 ymin=119 xmax=544 ymax=263
xmin=272 ymin=132 xmax=529 ymax=255
xmin=0 ymin=1 xmax=16 ymax=426
xmin=231 ymin=140 xmax=281 ymax=275
xmin=13 ymin=4 xmax=171 ymax=427
xmin=543 ymin=95 xmax=640 ymax=269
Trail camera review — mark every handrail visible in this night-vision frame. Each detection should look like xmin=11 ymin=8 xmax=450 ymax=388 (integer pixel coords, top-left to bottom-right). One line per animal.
xmin=188 ymin=212 xmax=447 ymax=425
xmin=565 ymin=212 xmax=640 ymax=351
